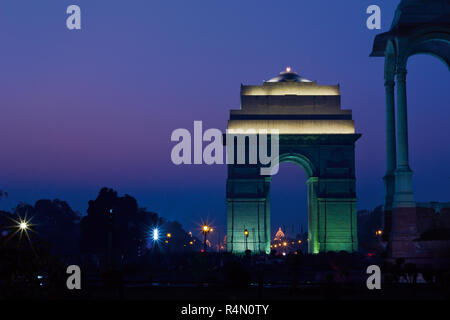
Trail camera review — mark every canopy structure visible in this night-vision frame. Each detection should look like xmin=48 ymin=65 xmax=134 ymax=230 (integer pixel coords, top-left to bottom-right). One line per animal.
xmin=370 ymin=0 xmax=450 ymax=259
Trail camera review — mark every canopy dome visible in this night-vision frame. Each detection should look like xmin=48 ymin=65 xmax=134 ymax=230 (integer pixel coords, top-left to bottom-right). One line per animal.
xmin=265 ymin=67 xmax=312 ymax=83
xmin=274 ymin=227 xmax=286 ymax=241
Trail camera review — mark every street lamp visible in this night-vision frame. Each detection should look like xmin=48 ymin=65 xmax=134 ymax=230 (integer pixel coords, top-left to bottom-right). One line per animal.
xmin=8 ymin=214 xmax=34 ymax=241
xmin=166 ymin=232 xmax=172 ymax=252
xmin=19 ymin=222 xmax=28 ymax=231
xmin=202 ymin=225 xmax=211 ymax=252
xmin=106 ymin=208 xmax=116 ymax=270
xmin=152 ymin=228 xmax=159 ymax=241
xmin=244 ymin=229 xmax=249 ymax=251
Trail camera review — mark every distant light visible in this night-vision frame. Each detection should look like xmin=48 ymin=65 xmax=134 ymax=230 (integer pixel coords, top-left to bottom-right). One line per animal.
xmin=298 ymin=240 xmax=302 ymax=244
xmin=244 ymin=229 xmax=249 ymax=237
xmin=283 ymin=242 xmax=287 ymax=247
xmin=37 ymin=275 xmax=43 ymax=279
xmin=282 ymin=252 xmax=286 ymax=256
xmin=152 ymin=228 xmax=159 ymax=241
xmin=189 ymin=241 xmax=193 ymax=245
xmin=19 ymin=222 xmax=28 ymax=230
xmin=286 ymin=66 xmax=291 ymax=73
xmin=167 ymin=233 xmax=172 ymax=239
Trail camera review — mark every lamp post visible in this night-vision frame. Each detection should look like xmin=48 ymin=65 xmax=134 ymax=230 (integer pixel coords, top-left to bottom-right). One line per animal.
xmin=166 ymin=233 xmax=172 ymax=254
xmin=202 ymin=225 xmax=211 ymax=252
xmin=244 ymin=229 xmax=249 ymax=251
xmin=107 ymin=208 xmax=116 ymax=270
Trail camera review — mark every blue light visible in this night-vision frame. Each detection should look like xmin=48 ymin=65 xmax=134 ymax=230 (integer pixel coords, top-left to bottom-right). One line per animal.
xmin=153 ymin=228 xmax=159 ymax=241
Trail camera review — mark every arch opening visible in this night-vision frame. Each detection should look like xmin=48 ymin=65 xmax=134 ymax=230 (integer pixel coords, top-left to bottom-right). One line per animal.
xmin=270 ymin=161 xmax=309 ymax=254
xmin=405 ymin=54 xmax=450 ymax=207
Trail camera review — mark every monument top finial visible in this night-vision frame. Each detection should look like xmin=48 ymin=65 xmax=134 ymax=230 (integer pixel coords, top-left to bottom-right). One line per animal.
xmin=265 ymin=67 xmax=312 ymax=83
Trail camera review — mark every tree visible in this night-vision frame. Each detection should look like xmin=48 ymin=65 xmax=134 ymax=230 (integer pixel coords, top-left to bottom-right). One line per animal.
xmin=13 ymin=199 xmax=80 ymax=257
xmin=80 ymin=187 xmax=195 ymax=266
xmin=80 ymin=188 xmax=143 ymax=263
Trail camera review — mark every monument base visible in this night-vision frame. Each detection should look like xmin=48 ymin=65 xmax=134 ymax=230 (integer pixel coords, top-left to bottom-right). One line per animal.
xmin=388 ymin=207 xmax=420 ymax=260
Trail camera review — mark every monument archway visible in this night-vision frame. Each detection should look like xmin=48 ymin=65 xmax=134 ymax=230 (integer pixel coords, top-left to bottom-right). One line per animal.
xmin=225 ymin=68 xmax=361 ymax=254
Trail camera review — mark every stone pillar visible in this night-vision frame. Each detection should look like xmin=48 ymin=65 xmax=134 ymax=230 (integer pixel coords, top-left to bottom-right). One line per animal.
xmin=389 ymin=65 xmax=418 ymax=259
xmin=383 ymin=75 xmax=397 ymax=212
xmin=393 ymin=67 xmax=415 ymax=208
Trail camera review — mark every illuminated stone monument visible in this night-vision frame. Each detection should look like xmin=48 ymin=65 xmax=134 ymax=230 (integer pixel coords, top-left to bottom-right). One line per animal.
xmin=226 ymin=68 xmax=361 ymax=254
xmin=371 ymin=0 xmax=449 ymax=259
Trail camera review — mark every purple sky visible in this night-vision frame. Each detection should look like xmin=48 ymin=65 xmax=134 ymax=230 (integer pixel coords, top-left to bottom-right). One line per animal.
xmin=0 ymin=0 xmax=449 ymax=236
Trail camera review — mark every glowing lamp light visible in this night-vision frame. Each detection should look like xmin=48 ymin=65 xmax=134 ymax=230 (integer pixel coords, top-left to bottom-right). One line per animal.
xmin=167 ymin=233 xmax=172 ymax=239
xmin=283 ymin=242 xmax=287 ymax=247
xmin=19 ymin=222 xmax=28 ymax=230
xmin=244 ymin=229 xmax=249 ymax=237
xmin=9 ymin=216 xmax=34 ymax=243
xmin=375 ymin=230 xmax=383 ymax=236
xmin=286 ymin=66 xmax=291 ymax=73
xmin=152 ymin=228 xmax=159 ymax=241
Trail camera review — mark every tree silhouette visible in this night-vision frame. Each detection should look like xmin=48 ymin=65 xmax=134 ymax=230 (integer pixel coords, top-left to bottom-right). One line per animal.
xmin=80 ymin=187 xmax=195 ymax=265
xmin=13 ymin=199 xmax=80 ymax=257
xmin=80 ymin=188 xmax=151 ymax=264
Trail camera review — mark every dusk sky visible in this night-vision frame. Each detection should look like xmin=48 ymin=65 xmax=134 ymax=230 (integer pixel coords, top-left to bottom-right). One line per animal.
xmin=0 ymin=0 xmax=449 ymax=236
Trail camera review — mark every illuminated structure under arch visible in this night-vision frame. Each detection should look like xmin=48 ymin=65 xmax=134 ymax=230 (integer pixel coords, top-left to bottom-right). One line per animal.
xmin=225 ymin=68 xmax=361 ymax=254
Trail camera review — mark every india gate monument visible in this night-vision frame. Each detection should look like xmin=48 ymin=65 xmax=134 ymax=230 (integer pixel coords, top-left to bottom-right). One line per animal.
xmin=225 ymin=68 xmax=361 ymax=254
